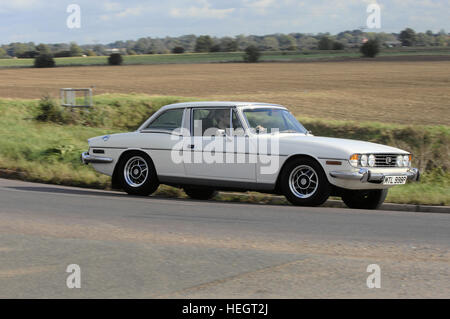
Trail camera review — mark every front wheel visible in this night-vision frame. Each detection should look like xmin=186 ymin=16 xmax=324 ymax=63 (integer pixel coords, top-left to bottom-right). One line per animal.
xmin=184 ymin=187 xmax=217 ymax=200
xmin=341 ymin=189 xmax=388 ymax=210
xmin=118 ymin=152 xmax=159 ymax=196
xmin=280 ymin=157 xmax=330 ymax=206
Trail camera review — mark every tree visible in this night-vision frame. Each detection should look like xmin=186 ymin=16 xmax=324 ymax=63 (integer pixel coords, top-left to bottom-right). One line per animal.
xmin=318 ymin=36 xmax=334 ymax=50
xmin=134 ymin=38 xmax=150 ymax=54
xmin=17 ymin=50 xmax=39 ymax=58
xmin=172 ymin=46 xmax=185 ymax=54
xmin=243 ymin=45 xmax=261 ymax=63
xmin=298 ymin=36 xmax=318 ymax=50
xmin=108 ymin=53 xmax=123 ymax=65
xmin=93 ymin=44 xmax=106 ymax=56
xmin=0 ymin=47 xmax=7 ymax=58
xmin=34 ymin=54 xmax=55 ymax=68
xmin=416 ymin=32 xmax=433 ymax=46
xmin=85 ymin=50 xmax=97 ymax=56
xmin=195 ymin=35 xmax=213 ymax=52
xmin=332 ymin=41 xmax=345 ymax=50
xmin=399 ymin=28 xmax=416 ymax=46
xmin=236 ymin=34 xmax=256 ymax=51
xmin=278 ymin=34 xmax=297 ymax=50
xmin=360 ymin=39 xmax=380 ymax=58
xmin=9 ymin=43 xmax=28 ymax=57
xmin=54 ymin=51 xmax=72 ymax=57
xmin=70 ymin=42 xmax=83 ymax=56
xmin=36 ymin=43 xmax=51 ymax=54
xmin=434 ymin=34 xmax=448 ymax=46
xmin=209 ymin=44 xmax=221 ymax=52
xmin=263 ymin=36 xmax=279 ymax=51
xmin=220 ymin=37 xmax=238 ymax=52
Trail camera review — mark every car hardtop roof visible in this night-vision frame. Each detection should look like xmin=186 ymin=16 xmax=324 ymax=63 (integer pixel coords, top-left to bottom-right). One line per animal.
xmin=161 ymin=101 xmax=284 ymax=110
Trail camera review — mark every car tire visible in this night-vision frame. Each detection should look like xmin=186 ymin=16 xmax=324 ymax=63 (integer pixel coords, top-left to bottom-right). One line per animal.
xmin=184 ymin=187 xmax=217 ymax=200
xmin=118 ymin=151 xmax=159 ymax=196
xmin=341 ymin=189 xmax=388 ymax=210
xmin=280 ymin=157 xmax=330 ymax=206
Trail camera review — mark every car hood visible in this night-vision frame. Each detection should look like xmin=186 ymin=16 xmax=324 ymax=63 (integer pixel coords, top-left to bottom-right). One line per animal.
xmin=88 ymin=132 xmax=135 ymax=147
xmin=275 ymin=134 xmax=409 ymax=157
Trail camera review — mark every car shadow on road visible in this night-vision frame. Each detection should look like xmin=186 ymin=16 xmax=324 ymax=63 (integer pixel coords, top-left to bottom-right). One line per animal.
xmin=6 ymin=185 xmax=294 ymax=208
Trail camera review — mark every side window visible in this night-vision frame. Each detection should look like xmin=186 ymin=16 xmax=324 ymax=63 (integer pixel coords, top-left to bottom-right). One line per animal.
xmin=193 ymin=108 xmax=230 ymax=136
xmin=146 ymin=108 xmax=184 ymax=131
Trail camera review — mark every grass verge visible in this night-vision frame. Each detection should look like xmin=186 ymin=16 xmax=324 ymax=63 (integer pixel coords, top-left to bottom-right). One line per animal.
xmin=0 ymin=94 xmax=448 ymax=206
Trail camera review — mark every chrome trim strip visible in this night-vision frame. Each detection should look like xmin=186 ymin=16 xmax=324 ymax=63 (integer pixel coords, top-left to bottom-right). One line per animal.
xmin=81 ymin=152 xmax=113 ymax=164
xmin=318 ymin=157 xmax=347 ymax=161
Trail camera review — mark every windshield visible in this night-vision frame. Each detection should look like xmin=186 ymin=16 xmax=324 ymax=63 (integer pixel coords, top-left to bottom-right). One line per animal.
xmin=243 ymin=108 xmax=307 ymax=134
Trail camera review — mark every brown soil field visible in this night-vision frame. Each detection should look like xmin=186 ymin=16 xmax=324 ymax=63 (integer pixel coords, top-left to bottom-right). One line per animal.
xmin=1 ymin=60 xmax=449 ymax=125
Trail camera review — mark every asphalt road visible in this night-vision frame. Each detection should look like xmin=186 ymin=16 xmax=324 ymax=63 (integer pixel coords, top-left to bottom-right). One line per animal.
xmin=0 ymin=178 xmax=448 ymax=298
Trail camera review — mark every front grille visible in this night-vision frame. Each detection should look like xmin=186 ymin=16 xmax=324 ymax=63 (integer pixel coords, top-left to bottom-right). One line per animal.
xmin=374 ymin=154 xmax=398 ymax=167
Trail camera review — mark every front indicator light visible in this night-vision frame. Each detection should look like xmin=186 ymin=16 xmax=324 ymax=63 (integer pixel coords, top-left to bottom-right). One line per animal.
xmin=349 ymin=154 xmax=359 ymax=167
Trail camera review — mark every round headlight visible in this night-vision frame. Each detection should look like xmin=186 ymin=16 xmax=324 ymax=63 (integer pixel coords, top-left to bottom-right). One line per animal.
xmin=368 ymin=154 xmax=376 ymax=167
xmin=360 ymin=154 xmax=368 ymax=167
xmin=396 ymin=155 xmax=403 ymax=167
xmin=403 ymin=155 xmax=409 ymax=167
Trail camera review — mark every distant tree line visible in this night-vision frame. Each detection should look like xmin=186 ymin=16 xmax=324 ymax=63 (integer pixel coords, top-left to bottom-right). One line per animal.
xmin=0 ymin=28 xmax=448 ymax=59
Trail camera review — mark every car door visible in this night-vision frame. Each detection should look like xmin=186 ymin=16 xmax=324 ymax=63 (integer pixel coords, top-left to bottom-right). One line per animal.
xmin=139 ymin=107 xmax=187 ymax=177
xmin=183 ymin=107 xmax=256 ymax=181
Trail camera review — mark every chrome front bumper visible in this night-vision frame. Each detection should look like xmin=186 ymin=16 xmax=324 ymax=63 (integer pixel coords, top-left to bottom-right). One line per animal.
xmin=330 ymin=168 xmax=420 ymax=183
xmin=81 ymin=152 xmax=113 ymax=165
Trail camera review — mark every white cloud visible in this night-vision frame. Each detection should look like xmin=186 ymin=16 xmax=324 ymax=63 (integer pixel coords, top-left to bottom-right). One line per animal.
xmin=0 ymin=0 xmax=40 ymax=12
xmin=100 ymin=5 xmax=144 ymax=21
xmin=170 ymin=0 xmax=235 ymax=19
xmin=244 ymin=0 xmax=275 ymax=9
xmin=116 ymin=6 xmax=143 ymax=17
xmin=104 ymin=1 xmax=122 ymax=12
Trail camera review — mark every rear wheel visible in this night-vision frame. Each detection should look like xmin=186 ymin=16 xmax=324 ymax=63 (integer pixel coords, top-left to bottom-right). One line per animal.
xmin=118 ymin=152 xmax=159 ymax=196
xmin=341 ymin=189 xmax=388 ymax=210
xmin=184 ymin=187 xmax=217 ymax=200
xmin=280 ymin=157 xmax=330 ymax=206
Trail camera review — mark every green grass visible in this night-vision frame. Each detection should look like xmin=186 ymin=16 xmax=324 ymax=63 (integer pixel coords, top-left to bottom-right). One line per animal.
xmin=0 ymin=94 xmax=193 ymax=188
xmin=1 ymin=47 xmax=449 ymax=68
xmin=387 ymin=169 xmax=450 ymax=206
xmin=0 ymin=94 xmax=448 ymax=206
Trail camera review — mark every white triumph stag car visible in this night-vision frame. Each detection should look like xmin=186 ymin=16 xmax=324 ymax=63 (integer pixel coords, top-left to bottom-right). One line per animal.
xmin=82 ymin=102 xmax=419 ymax=209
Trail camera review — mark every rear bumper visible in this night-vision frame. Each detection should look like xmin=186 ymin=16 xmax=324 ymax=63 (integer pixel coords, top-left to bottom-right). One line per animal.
xmin=329 ymin=168 xmax=420 ymax=183
xmin=81 ymin=151 xmax=113 ymax=165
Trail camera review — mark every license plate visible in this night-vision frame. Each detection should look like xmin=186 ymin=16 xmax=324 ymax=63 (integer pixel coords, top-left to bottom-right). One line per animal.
xmin=383 ymin=176 xmax=407 ymax=185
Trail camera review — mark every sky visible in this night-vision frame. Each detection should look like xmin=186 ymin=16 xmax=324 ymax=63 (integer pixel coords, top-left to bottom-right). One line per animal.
xmin=0 ymin=0 xmax=449 ymax=45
